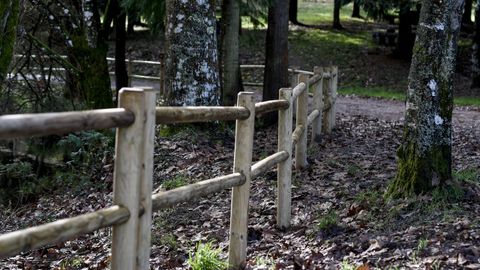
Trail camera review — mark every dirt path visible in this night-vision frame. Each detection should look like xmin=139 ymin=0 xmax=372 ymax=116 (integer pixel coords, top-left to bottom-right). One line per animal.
xmin=337 ymin=96 xmax=480 ymax=125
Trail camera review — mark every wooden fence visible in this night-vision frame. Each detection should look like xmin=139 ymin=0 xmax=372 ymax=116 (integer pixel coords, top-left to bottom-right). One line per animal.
xmin=0 ymin=66 xmax=338 ymax=269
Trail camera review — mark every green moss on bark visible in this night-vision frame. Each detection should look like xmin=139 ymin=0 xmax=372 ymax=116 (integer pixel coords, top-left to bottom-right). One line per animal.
xmin=67 ymin=36 xmax=112 ymax=109
xmin=0 ymin=0 xmax=19 ymax=86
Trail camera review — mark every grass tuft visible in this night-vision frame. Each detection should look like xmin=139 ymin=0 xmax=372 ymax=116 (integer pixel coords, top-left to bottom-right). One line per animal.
xmin=187 ymin=242 xmax=228 ymax=270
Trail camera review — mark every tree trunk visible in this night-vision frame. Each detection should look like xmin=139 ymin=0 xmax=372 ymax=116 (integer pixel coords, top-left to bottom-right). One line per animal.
xmin=333 ymin=0 xmax=343 ymax=29
xmin=395 ymin=7 xmax=415 ymax=60
xmin=0 ymin=0 xmax=19 ymax=86
xmin=221 ymin=0 xmax=243 ymax=106
xmin=387 ymin=0 xmax=464 ymax=198
xmin=115 ymin=10 xmax=128 ymax=93
xmin=165 ymin=0 xmax=220 ymax=106
xmin=471 ymin=2 xmax=480 ymax=87
xmin=462 ymin=0 xmax=473 ymax=25
xmin=289 ymin=0 xmax=300 ymax=25
xmin=352 ymin=0 xmax=361 ymax=18
xmin=263 ymin=0 xmax=289 ymax=124
xmin=66 ymin=0 xmax=113 ymax=109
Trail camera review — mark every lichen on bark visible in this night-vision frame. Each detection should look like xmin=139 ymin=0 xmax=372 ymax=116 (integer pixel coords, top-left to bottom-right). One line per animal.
xmin=387 ymin=0 xmax=464 ymax=198
xmin=165 ymin=0 xmax=220 ymax=106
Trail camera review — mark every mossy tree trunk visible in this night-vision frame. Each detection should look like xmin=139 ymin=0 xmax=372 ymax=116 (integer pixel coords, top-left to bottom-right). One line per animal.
xmin=221 ymin=0 xmax=243 ymax=106
xmin=66 ymin=0 xmax=113 ymax=109
xmin=263 ymin=0 xmax=289 ymax=124
xmin=0 ymin=0 xmax=19 ymax=87
xmin=387 ymin=0 xmax=464 ymax=198
xmin=165 ymin=0 xmax=220 ymax=106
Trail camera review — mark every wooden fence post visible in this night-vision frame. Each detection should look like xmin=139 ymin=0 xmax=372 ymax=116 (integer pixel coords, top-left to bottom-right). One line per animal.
xmin=290 ymin=66 xmax=300 ymax=88
xmin=295 ymin=74 xmax=309 ymax=170
xmin=228 ymin=92 xmax=255 ymax=268
xmin=136 ymin=87 xmax=157 ymax=269
xmin=159 ymin=53 xmax=165 ymax=99
xmin=330 ymin=66 xmax=338 ymax=129
xmin=322 ymin=67 xmax=333 ymax=133
xmin=312 ymin=67 xmax=324 ymax=143
xmin=277 ymin=88 xmax=293 ymax=229
xmin=111 ymin=88 xmax=146 ymax=269
xmin=127 ymin=59 xmax=133 ymax=87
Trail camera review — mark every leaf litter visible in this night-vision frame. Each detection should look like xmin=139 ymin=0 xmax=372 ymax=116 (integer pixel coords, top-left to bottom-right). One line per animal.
xmin=0 ymin=98 xmax=479 ymax=269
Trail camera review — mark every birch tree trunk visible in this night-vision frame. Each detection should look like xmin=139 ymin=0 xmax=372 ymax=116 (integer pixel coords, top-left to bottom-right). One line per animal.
xmin=165 ymin=0 xmax=220 ymax=106
xmin=263 ymin=0 xmax=289 ymax=124
xmin=387 ymin=0 xmax=464 ymax=198
xmin=221 ymin=0 xmax=243 ymax=106
xmin=0 ymin=0 xmax=19 ymax=87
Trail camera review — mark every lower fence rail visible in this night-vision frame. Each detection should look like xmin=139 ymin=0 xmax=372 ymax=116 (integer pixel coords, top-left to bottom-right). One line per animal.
xmin=0 ymin=206 xmax=130 ymax=259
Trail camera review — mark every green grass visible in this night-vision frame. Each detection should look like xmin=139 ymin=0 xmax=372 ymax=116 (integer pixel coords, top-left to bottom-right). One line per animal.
xmin=339 ymin=86 xmax=480 ymax=106
xmin=297 ymin=1 xmax=367 ymax=25
xmin=161 ymin=175 xmax=189 ymax=190
xmin=317 ymin=210 xmax=338 ymax=231
xmin=187 ymin=242 xmax=228 ymax=270
xmin=454 ymin=167 xmax=480 ymax=183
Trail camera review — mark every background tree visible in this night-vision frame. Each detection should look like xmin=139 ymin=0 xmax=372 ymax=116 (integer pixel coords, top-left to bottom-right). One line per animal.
xmin=65 ymin=0 xmax=113 ymax=109
xmin=333 ymin=0 xmax=343 ymax=29
xmin=0 ymin=0 xmax=19 ymax=87
xmin=221 ymin=0 xmax=244 ymax=106
xmin=113 ymin=0 xmax=129 ymax=92
xmin=462 ymin=0 xmax=473 ymax=25
xmin=352 ymin=0 xmax=362 ymax=18
xmin=263 ymin=0 xmax=289 ymax=123
xmin=165 ymin=0 xmax=220 ymax=106
xmin=471 ymin=1 xmax=480 ymax=87
xmin=387 ymin=0 xmax=464 ymax=197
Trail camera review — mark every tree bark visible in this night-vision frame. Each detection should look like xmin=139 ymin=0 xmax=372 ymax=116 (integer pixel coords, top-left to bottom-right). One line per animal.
xmin=0 ymin=0 xmax=19 ymax=87
xmin=165 ymin=0 xmax=220 ymax=106
xmin=221 ymin=0 xmax=243 ymax=106
xmin=115 ymin=10 xmax=128 ymax=93
xmin=333 ymin=0 xmax=343 ymax=29
xmin=387 ymin=0 xmax=464 ymax=198
xmin=352 ymin=0 xmax=361 ymax=18
xmin=66 ymin=0 xmax=113 ymax=109
xmin=289 ymin=0 xmax=302 ymax=25
xmin=263 ymin=0 xmax=289 ymax=124
xmin=471 ymin=1 xmax=480 ymax=87
xmin=395 ymin=7 xmax=415 ymax=60
xmin=462 ymin=0 xmax=473 ymax=25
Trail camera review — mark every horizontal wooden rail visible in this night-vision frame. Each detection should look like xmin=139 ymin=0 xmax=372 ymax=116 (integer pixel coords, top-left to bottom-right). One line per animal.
xmin=251 ymin=151 xmax=289 ymax=178
xmin=0 ymin=108 xmax=134 ymax=140
xmin=307 ymin=74 xmax=322 ymax=85
xmin=239 ymin=64 xmax=314 ymax=75
xmin=292 ymin=83 xmax=307 ymax=101
xmin=255 ymin=100 xmax=289 ymax=116
xmin=106 ymin=57 xmax=162 ymax=65
xmin=155 ymin=106 xmax=250 ymax=124
xmin=129 ymin=74 xmax=161 ymax=81
xmin=307 ymin=110 xmax=320 ymax=126
xmin=243 ymin=82 xmax=263 ymax=87
xmin=292 ymin=125 xmax=306 ymax=145
xmin=0 ymin=205 xmax=130 ymax=259
xmin=152 ymin=173 xmax=245 ymax=210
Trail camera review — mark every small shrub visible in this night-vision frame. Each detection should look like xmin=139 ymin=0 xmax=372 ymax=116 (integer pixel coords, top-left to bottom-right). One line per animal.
xmin=187 ymin=242 xmax=228 ymax=270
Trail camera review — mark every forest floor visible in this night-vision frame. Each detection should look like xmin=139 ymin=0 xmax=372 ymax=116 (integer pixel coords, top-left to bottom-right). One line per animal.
xmin=0 ymin=95 xmax=479 ymax=269
xmin=2 ymin=3 xmax=480 ymax=268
